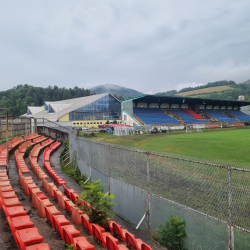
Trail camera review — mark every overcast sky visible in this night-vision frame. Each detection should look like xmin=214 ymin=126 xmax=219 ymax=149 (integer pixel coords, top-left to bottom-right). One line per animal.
xmin=0 ymin=0 xmax=250 ymax=94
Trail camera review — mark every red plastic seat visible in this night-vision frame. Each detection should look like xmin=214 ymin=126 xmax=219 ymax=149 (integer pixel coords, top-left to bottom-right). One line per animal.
xmin=106 ymin=235 xmax=129 ymax=250
xmin=113 ymin=221 xmax=129 ymax=241
xmin=15 ymin=232 xmax=51 ymax=250
xmin=7 ymin=217 xmax=44 ymax=246
xmin=141 ymin=243 xmax=153 ymax=250
xmin=63 ymin=184 xmax=76 ymax=199
xmin=65 ymin=199 xmax=77 ymax=214
xmin=44 ymin=206 xmax=62 ymax=227
xmin=92 ymin=223 xmax=118 ymax=247
xmin=125 ymin=232 xmax=144 ymax=250
xmin=2 ymin=197 xmax=22 ymax=207
xmin=53 ymin=216 xmax=80 ymax=240
xmin=1 ymin=190 xmax=17 ymax=199
xmin=81 ymin=214 xmax=105 ymax=235
xmin=63 ymin=228 xmax=94 ymax=250
xmin=10 ymin=215 xmax=35 ymax=230
xmin=2 ymin=204 xmax=27 ymax=217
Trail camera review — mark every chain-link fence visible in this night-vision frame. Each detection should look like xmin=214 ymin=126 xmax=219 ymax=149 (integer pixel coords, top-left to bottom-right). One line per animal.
xmin=69 ymin=130 xmax=250 ymax=250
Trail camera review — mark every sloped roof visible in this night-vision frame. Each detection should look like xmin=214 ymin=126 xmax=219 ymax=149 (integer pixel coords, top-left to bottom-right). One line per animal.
xmin=27 ymin=106 xmax=44 ymax=115
xmin=25 ymin=93 xmax=109 ymax=121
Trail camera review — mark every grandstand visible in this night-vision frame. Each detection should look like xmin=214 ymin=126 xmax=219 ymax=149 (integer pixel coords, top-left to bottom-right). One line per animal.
xmin=122 ymin=94 xmax=250 ymax=127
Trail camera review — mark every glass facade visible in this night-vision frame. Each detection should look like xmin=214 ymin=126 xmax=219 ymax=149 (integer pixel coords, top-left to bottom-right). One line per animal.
xmin=48 ymin=105 xmax=55 ymax=113
xmin=69 ymin=94 xmax=121 ymax=121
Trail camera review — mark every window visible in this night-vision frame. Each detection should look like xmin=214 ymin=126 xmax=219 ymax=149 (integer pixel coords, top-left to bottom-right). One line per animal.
xmin=87 ymin=122 xmax=89 ymax=124
xmin=97 ymin=122 xmax=99 ymax=124
xmin=80 ymin=122 xmax=82 ymax=124
xmin=84 ymin=122 xmax=86 ymax=124
xmin=73 ymin=123 xmax=76 ymax=125
xmin=100 ymin=122 xmax=102 ymax=124
xmin=124 ymin=115 xmax=127 ymax=121
xmin=77 ymin=123 xmax=79 ymax=125
xmin=68 ymin=94 xmax=121 ymax=121
xmin=90 ymin=122 xmax=92 ymax=124
xmin=94 ymin=122 xmax=96 ymax=124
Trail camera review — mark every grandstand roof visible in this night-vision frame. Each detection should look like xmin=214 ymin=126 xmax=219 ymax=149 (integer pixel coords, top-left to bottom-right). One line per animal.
xmin=24 ymin=93 xmax=109 ymax=121
xmin=124 ymin=94 xmax=250 ymax=106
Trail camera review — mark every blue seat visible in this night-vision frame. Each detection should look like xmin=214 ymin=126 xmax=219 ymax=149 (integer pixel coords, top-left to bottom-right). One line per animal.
xmin=226 ymin=110 xmax=250 ymax=121
xmin=133 ymin=108 xmax=180 ymax=125
xmin=201 ymin=109 xmax=236 ymax=122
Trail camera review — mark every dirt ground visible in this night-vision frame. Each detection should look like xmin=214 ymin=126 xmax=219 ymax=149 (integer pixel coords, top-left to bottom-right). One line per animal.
xmin=0 ymin=144 xmax=166 ymax=250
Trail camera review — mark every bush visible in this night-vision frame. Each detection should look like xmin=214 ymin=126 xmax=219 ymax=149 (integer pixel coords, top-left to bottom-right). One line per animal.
xmin=78 ymin=179 xmax=115 ymax=227
xmin=157 ymin=215 xmax=187 ymax=250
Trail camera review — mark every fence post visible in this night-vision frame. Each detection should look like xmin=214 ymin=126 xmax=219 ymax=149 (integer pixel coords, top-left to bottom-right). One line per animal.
xmin=228 ymin=166 xmax=234 ymax=250
xmin=146 ymin=152 xmax=151 ymax=234
xmin=89 ymin=139 xmax=92 ymax=181
xmin=108 ymin=145 xmax=111 ymax=194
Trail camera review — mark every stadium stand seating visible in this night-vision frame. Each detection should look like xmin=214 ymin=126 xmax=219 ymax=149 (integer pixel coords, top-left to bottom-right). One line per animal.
xmin=1 ymin=132 xmax=153 ymax=250
xmin=168 ymin=109 xmax=209 ymax=123
xmin=181 ymin=108 xmax=204 ymax=119
xmin=0 ymin=144 xmax=7 ymax=167
xmin=0 ymin=168 xmax=51 ymax=249
xmin=8 ymin=137 xmax=25 ymax=151
xmin=133 ymin=108 xmax=180 ymax=124
xmin=201 ymin=110 xmax=237 ymax=122
xmin=225 ymin=110 xmax=250 ymax=121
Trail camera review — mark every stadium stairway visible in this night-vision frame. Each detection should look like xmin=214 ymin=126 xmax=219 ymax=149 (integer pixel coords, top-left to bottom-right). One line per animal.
xmin=133 ymin=114 xmax=146 ymax=125
xmin=222 ymin=111 xmax=241 ymax=122
xmin=201 ymin=110 xmax=237 ymax=122
xmin=162 ymin=109 xmax=186 ymax=125
xmin=0 ymin=135 xmax=163 ymax=250
xmin=223 ymin=110 xmax=250 ymax=122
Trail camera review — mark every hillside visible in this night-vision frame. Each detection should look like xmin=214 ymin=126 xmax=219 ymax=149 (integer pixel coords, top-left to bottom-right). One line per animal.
xmin=90 ymin=84 xmax=143 ymax=98
xmin=176 ymin=85 xmax=233 ymax=97
xmin=156 ymin=80 xmax=250 ymax=101
xmin=0 ymin=85 xmax=91 ymax=116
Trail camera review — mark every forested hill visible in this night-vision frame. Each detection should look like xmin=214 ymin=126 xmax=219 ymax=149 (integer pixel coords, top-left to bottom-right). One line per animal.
xmin=0 ymin=85 xmax=91 ymax=116
xmin=156 ymin=80 xmax=250 ymax=101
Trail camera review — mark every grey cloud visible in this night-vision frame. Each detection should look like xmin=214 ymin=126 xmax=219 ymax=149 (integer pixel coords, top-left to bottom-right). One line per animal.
xmin=0 ymin=0 xmax=249 ymax=93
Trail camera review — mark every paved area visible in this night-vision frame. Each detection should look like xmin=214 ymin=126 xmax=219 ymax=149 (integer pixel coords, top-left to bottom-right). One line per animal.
xmin=0 ymin=143 xmax=166 ymax=250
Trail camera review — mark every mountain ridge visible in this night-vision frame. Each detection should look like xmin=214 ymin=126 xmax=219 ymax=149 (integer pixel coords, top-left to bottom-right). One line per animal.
xmin=89 ymin=84 xmax=143 ymax=98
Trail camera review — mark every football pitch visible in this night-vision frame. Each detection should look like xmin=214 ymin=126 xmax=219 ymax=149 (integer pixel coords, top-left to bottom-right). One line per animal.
xmin=90 ymin=128 xmax=250 ymax=166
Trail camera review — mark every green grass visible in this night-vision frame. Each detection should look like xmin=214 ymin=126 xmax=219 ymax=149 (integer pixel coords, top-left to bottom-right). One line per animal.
xmin=87 ymin=128 xmax=250 ymax=166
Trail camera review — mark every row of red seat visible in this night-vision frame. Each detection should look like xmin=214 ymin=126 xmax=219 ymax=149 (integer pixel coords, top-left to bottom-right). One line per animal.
xmin=63 ymin=183 xmax=152 ymax=250
xmin=23 ymin=133 xmax=40 ymax=141
xmin=182 ymin=108 xmax=205 ymax=119
xmin=8 ymin=137 xmax=25 ymax=151
xmin=42 ymin=145 xmax=152 ymax=250
xmin=15 ymin=141 xmax=34 ymax=174
xmin=0 ymin=168 xmax=50 ymax=250
xmin=43 ymin=142 xmax=67 ymax=185
xmin=22 ymin=142 xmax=96 ymax=250
xmin=0 ymin=144 xmax=7 ymax=167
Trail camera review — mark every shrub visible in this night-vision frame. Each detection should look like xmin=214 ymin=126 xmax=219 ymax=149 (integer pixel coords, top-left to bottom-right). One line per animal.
xmin=78 ymin=179 xmax=115 ymax=227
xmin=60 ymin=141 xmax=87 ymax=184
xmin=157 ymin=215 xmax=187 ymax=250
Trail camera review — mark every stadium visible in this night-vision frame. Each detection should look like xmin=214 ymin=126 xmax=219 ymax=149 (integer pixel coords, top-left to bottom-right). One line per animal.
xmin=121 ymin=94 xmax=250 ymax=128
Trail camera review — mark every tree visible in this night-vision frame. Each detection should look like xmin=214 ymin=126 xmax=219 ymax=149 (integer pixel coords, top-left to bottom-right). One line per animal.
xmin=106 ymin=120 xmax=110 ymax=124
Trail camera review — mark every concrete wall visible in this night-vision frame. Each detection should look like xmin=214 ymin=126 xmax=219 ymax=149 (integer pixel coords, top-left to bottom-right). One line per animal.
xmin=37 ymin=126 xmax=68 ymax=141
